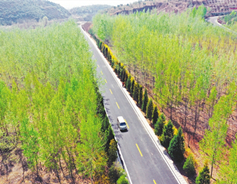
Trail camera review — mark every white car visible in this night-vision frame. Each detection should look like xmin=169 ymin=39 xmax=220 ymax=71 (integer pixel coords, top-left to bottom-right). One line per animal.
xmin=117 ymin=116 xmax=127 ymax=131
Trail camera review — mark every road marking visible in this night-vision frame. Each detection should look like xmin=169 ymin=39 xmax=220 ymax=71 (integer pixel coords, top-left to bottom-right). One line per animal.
xmin=109 ymin=89 xmax=113 ymax=94
xmin=104 ymin=79 xmax=107 ymax=83
xmin=98 ymin=64 xmax=100 ymax=67
xmin=101 ymin=71 xmax=103 ymax=75
xmin=124 ymin=119 xmax=129 ymax=129
xmin=136 ymin=144 xmax=143 ymax=157
xmin=153 ymin=180 xmax=157 ymax=184
xmin=116 ymin=102 xmax=120 ymax=109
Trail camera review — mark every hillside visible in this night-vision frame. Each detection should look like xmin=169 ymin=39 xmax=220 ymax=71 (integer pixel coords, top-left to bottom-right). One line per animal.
xmin=0 ymin=0 xmax=71 ymax=25
xmin=70 ymin=5 xmax=111 ymax=21
xmin=104 ymin=0 xmax=237 ymax=17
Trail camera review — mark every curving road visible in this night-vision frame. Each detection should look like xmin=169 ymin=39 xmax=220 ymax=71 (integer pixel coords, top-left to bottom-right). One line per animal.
xmin=206 ymin=16 xmax=237 ymax=35
xmin=80 ymin=26 xmax=187 ymax=184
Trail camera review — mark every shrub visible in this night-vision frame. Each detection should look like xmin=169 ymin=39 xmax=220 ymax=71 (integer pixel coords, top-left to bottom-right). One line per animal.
xmin=108 ymin=162 xmax=123 ymax=183
xmin=141 ymin=88 xmax=148 ymax=113
xmin=196 ymin=162 xmax=211 ymax=184
xmin=168 ymin=127 xmax=185 ymax=162
xmin=155 ymin=116 xmax=165 ymax=136
xmin=108 ymin=139 xmax=117 ymax=165
xmin=183 ymin=154 xmax=196 ymax=176
xmin=160 ymin=120 xmax=174 ymax=149
xmin=152 ymin=106 xmax=159 ymax=125
xmin=117 ymin=174 xmax=129 ymax=184
xmin=146 ymin=99 xmax=153 ymax=120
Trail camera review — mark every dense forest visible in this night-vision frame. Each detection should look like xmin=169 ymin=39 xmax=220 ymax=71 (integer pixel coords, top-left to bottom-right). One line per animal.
xmin=0 ymin=21 xmax=127 ymax=183
xmin=92 ymin=6 xmax=237 ymax=182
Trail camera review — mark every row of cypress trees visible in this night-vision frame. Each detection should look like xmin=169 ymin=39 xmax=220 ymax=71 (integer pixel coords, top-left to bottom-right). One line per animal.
xmin=90 ymin=30 xmax=211 ymax=183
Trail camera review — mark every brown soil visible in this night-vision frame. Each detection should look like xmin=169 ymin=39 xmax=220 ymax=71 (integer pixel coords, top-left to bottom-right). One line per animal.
xmin=0 ymin=148 xmax=90 ymax=184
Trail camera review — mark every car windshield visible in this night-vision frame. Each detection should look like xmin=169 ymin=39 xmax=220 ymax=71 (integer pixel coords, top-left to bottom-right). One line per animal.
xmin=120 ymin=122 xmax=126 ymax=126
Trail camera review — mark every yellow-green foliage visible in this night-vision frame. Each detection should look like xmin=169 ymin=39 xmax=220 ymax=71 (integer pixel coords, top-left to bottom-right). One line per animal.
xmin=0 ymin=21 xmax=108 ymax=180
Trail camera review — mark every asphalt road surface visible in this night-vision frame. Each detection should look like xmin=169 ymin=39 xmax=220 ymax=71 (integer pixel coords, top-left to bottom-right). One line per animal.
xmin=80 ymin=26 xmax=187 ymax=184
xmin=206 ymin=16 xmax=237 ymax=35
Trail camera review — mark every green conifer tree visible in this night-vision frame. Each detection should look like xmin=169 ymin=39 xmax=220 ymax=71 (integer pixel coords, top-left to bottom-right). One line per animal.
xmin=168 ymin=127 xmax=185 ymax=162
xmin=196 ymin=162 xmax=211 ymax=184
xmin=130 ymin=79 xmax=135 ymax=94
xmin=160 ymin=120 xmax=174 ymax=148
xmin=183 ymin=154 xmax=196 ymax=176
xmin=133 ymin=82 xmax=139 ymax=102
xmin=141 ymin=89 xmax=148 ymax=113
xmin=138 ymin=85 xmax=143 ymax=107
xmin=152 ymin=106 xmax=159 ymax=125
xmin=126 ymin=76 xmax=131 ymax=92
xmin=146 ymin=99 xmax=153 ymax=120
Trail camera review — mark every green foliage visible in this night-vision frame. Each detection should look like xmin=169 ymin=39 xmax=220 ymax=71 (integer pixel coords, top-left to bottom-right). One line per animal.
xmin=0 ymin=21 xmax=110 ymax=181
xmin=133 ymin=82 xmax=139 ymax=102
xmin=160 ymin=120 xmax=174 ymax=149
xmin=217 ymin=134 xmax=237 ymax=184
xmin=183 ymin=154 xmax=196 ymax=176
xmin=152 ymin=106 xmax=159 ymax=125
xmin=196 ymin=162 xmax=211 ymax=184
xmin=108 ymin=162 xmax=124 ymax=183
xmin=126 ymin=76 xmax=131 ymax=92
xmin=117 ymin=174 xmax=129 ymax=184
xmin=138 ymin=85 xmax=143 ymax=106
xmin=70 ymin=5 xmax=111 ymax=21
xmin=199 ymin=83 xmax=236 ymax=177
xmin=141 ymin=89 xmax=148 ymax=113
xmin=155 ymin=114 xmax=165 ymax=136
xmin=108 ymin=139 xmax=117 ymax=165
xmin=146 ymin=99 xmax=153 ymax=120
xmin=168 ymin=127 xmax=185 ymax=162
xmin=130 ymin=78 xmax=135 ymax=94
xmin=0 ymin=0 xmax=70 ymax=25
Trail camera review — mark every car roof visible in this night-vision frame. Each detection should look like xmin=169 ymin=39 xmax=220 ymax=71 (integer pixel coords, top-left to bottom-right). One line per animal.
xmin=117 ymin=116 xmax=125 ymax=122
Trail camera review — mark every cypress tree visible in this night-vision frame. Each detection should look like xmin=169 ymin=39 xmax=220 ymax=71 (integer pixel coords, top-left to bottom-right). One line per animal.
xmin=126 ymin=76 xmax=131 ymax=92
xmin=130 ymin=78 xmax=135 ymax=94
xmin=152 ymin=106 xmax=159 ymax=125
xmin=183 ymin=154 xmax=196 ymax=176
xmin=133 ymin=82 xmax=139 ymax=102
xmin=138 ymin=85 xmax=143 ymax=107
xmin=168 ymin=127 xmax=185 ymax=162
xmin=160 ymin=120 xmax=174 ymax=149
xmin=146 ymin=99 xmax=153 ymax=120
xmin=196 ymin=162 xmax=211 ymax=184
xmin=155 ymin=115 xmax=165 ymax=136
xmin=141 ymin=88 xmax=148 ymax=113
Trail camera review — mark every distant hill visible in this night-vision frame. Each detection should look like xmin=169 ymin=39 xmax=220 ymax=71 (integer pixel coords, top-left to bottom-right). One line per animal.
xmin=0 ymin=0 xmax=71 ymax=25
xmin=70 ymin=5 xmax=111 ymax=21
xmin=104 ymin=0 xmax=237 ymax=17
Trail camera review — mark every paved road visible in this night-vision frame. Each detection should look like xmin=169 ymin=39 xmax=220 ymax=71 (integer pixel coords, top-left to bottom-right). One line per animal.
xmin=206 ymin=16 xmax=237 ymax=35
xmin=80 ymin=26 xmax=187 ymax=184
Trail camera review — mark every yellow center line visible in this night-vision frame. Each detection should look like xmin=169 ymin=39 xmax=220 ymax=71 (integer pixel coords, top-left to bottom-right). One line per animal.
xmin=101 ymin=71 xmax=103 ymax=75
xmin=153 ymin=180 xmax=157 ymax=184
xmin=109 ymin=89 xmax=113 ymax=94
xmin=116 ymin=102 xmax=120 ymax=109
xmin=136 ymin=144 xmax=143 ymax=157
xmin=98 ymin=64 xmax=100 ymax=67
xmin=124 ymin=119 xmax=129 ymax=129
xmin=104 ymin=79 xmax=107 ymax=83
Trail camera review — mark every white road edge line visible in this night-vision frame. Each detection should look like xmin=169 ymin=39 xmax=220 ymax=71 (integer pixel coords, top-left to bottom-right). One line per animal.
xmin=80 ymin=26 xmax=133 ymax=184
xmin=80 ymin=25 xmax=187 ymax=184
